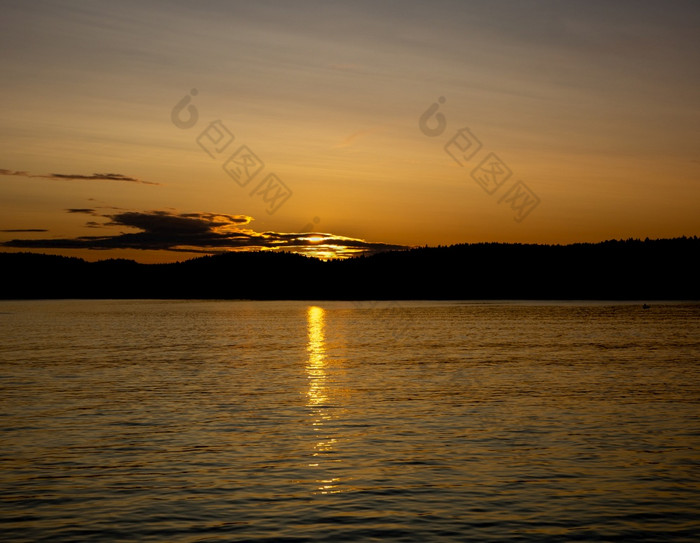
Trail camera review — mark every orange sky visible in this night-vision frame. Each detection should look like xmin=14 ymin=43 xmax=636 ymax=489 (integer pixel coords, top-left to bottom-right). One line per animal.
xmin=1 ymin=1 xmax=698 ymax=262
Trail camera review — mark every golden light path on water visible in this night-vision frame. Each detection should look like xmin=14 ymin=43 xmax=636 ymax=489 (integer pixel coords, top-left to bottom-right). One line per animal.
xmin=305 ymin=305 xmax=341 ymax=494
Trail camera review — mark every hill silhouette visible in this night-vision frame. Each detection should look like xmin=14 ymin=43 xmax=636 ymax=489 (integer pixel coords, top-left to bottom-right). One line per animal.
xmin=1 ymin=237 xmax=698 ymax=300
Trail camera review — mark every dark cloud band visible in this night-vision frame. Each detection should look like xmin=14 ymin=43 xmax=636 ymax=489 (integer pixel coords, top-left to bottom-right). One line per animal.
xmin=1 ymin=209 xmax=403 ymax=258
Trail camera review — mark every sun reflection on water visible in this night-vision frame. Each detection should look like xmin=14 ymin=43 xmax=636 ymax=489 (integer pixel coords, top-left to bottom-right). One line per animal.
xmin=306 ymin=305 xmax=327 ymax=407
xmin=305 ymin=305 xmax=342 ymax=494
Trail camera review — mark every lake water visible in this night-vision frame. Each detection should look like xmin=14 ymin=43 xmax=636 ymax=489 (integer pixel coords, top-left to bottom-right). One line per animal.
xmin=1 ymin=300 xmax=699 ymax=542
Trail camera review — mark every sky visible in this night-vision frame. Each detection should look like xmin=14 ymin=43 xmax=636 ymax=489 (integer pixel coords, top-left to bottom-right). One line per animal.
xmin=1 ymin=0 xmax=698 ymax=262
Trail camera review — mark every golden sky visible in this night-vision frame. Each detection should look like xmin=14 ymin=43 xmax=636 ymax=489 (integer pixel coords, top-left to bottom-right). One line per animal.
xmin=1 ymin=0 xmax=698 ymax=261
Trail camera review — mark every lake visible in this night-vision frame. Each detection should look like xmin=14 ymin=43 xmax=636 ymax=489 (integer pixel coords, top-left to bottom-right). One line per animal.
xmin=1 ymin=300 xmax=699 ymax=541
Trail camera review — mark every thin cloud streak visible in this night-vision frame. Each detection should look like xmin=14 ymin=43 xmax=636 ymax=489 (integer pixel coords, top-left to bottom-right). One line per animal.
xmin=66 ymin=208 xmax=98 ymax=215
xmin=0 ymin=168 xmax=159 ymax=186
xmin=0 ymin=229 xmax=48 ymax=233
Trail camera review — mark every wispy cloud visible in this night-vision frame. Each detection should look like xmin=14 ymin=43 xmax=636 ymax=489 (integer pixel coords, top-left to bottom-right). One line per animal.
xmin=0 ymin=168 xmax=159 ymax=186
xmin=0 ymin=228 xmax=48 ymax=233
xmin=1 ymin=208 xmax=404 ymax=259
xmin=66 ymin=208 xmax=98 ymax=215
xmin=0 ymin=169 xmax=31 ymax=177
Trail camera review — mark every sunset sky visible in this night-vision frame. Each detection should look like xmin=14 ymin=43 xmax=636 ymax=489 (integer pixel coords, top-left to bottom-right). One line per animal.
xmin=1 ymin=0 xmax=698 ymax=261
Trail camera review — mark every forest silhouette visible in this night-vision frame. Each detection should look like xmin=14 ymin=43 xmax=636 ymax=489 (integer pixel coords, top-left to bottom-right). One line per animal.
xmin=1 ymin=237 xmax=697 ymax=300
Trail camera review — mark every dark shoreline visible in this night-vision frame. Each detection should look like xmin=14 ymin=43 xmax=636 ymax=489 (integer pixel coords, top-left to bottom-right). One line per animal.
xmin=2 ymin=237 xmax=698 ymax=300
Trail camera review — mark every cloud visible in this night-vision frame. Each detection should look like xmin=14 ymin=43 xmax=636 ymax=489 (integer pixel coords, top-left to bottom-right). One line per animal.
xmin=0 ymin=228 xmax=48 ymax=233
xmin=0 ymin=168 xmax=159 ymax=185
xmin=49 ymin=172 xmax=159 ymax=185
xmin=66 ymin=208 xmax=98 ymax=214
xmin=1 ymin=209 xmax=404 ymax=258
xmin=0 ymin=169 xmax=30 ymax=177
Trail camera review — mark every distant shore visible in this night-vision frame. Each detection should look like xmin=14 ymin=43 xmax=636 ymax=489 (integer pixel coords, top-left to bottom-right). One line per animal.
xmin=2 ymin=237 xmax=698 ymax=300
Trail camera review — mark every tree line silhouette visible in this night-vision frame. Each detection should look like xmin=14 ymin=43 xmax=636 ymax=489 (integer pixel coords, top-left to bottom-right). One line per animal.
xmin=1 ymin=237 xmax=698 ymax=300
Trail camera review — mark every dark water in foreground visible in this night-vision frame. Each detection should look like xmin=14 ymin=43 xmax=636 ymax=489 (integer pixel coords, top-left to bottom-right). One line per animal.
xmin=1 ymin=300 xmax=699 ymax=542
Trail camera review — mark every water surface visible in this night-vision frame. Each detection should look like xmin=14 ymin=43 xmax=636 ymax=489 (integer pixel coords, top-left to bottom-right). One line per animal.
xmin=1 ymin=300 xmax=699 ymax=541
